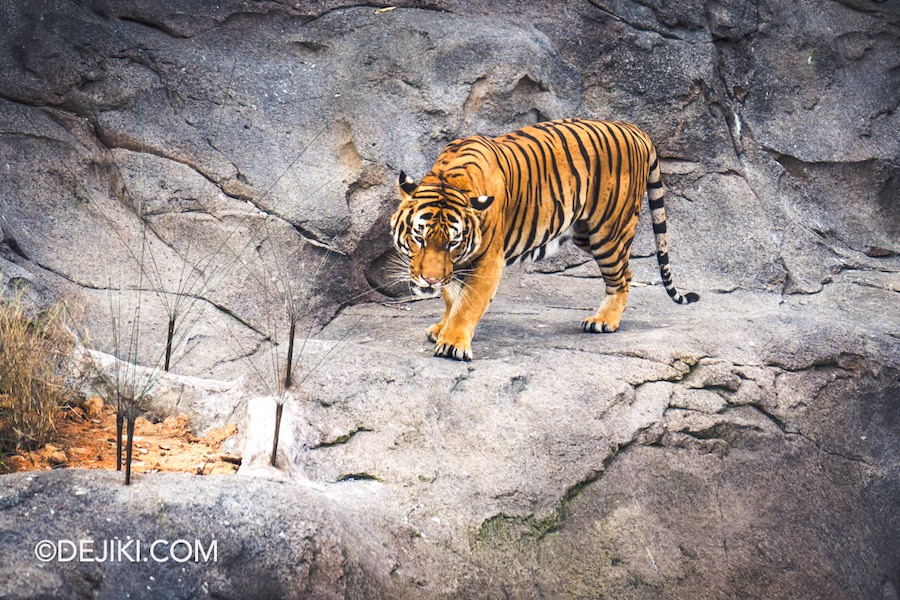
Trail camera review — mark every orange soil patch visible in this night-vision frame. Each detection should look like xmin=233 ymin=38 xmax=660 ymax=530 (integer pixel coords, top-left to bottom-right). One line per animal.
xmin=1 ymin=397 xmax=240 ymax=476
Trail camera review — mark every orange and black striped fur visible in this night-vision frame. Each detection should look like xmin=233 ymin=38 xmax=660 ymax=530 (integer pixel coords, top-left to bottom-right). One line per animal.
xmin=390 ymin=118 xmax=698 ymax=361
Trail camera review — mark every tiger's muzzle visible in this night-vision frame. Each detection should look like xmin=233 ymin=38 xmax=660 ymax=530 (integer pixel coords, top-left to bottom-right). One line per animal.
xmin=412 ymin=273 xmax=451 ymax=290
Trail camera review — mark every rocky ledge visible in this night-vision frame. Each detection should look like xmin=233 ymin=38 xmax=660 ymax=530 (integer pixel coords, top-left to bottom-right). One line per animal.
xmin=2 ymin=264 xmax=897 ymax=599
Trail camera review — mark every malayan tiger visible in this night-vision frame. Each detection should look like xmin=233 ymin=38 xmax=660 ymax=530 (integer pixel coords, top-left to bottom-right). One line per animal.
xmin=390 ymin=118 xmax=698 ymax=361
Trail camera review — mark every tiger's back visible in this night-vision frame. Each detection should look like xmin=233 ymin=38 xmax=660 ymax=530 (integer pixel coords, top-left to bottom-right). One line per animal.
xmin=490 ymin=120 xmax=651 ymax=263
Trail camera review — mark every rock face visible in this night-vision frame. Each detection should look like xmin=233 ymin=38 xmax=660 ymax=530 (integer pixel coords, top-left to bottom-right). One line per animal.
xmin=2 ymin=280 xmax=898 ymax=599
xmin=0 ymin=1 xmax=898 ymax=598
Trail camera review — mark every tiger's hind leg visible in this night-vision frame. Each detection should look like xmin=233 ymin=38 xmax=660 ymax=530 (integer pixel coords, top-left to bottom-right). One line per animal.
xmin=582 ymin=270 xmax=631 ymax=333
xmin=575 ymin=214 xmax=639 ymax=334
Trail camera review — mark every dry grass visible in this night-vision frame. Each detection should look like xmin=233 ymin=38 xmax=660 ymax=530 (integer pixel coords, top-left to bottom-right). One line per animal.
xmin=0 ymin=290 xmax=75 ymax=453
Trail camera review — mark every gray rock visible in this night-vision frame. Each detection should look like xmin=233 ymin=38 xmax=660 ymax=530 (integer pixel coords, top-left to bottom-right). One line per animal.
xmin=0 ymin=0 xmax=898 ymax=598
xmin=0 ymin=469 xmax=486 ymax=600
xmin=2 ymin=273 xmax=898 ymax=598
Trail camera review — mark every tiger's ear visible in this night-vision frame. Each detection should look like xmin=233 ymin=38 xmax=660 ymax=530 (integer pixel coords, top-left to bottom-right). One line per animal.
xmin=470 ymin=195 xmax=494 ymax=211
xmin=398 ymin=171 xmax=417 ymax=201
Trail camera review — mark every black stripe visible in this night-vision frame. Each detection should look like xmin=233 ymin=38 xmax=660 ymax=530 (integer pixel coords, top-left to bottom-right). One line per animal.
xmin=549 ymin=122 xmax=588 ymax=217
xmin=503 ymin=145 xmax=528 ymax=254
xmin=652 ymin=221 xmax=667 ymax=235
xmin=583 ymin=124 xmax=617 ymax=237
xmin=506 ymin=133 xmax=543 ymax=256
xmin=648 ymin=198 xmax=665 ymax=211
xmin=591 ymin=238 xmax=615 ymax=257
xmin=647 ymin=180 xmax=663 ymax=190
xmin=601 ymin=124 xmax=624 ymax=229
xmin=657 ymin=252 xmax=670 ymax=265
xmin=577 ymin=123 xmax=603 ymax=219
xmin=415 ymin=199 xmax=448 ymax=211
xmin=594 ymin=240 xmax=632 ymax=273
xmin=537 ymin=126 xmax=579 ymax=220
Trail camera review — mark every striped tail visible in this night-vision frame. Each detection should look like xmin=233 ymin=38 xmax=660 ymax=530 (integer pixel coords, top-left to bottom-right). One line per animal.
xmin=647 ymin=149 xmax=699 ymax=305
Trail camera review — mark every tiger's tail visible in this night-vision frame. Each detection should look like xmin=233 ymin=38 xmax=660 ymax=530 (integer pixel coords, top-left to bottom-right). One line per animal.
xmin=647 ymin=148 xmax=699 ymax=305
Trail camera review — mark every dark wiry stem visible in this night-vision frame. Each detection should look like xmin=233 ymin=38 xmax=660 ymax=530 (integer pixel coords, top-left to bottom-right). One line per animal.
xmin=115 ymin=412 xmax=124 ymax=471
xmin=164 ymin=316 xmax=176 ymax=371
xmin=271 ymin=403 xmax=284 ymax=467
xmin=124 ymin=417 xmax=136 ymax=485
xmin=284 ymin=318 xmax=297 ymax=390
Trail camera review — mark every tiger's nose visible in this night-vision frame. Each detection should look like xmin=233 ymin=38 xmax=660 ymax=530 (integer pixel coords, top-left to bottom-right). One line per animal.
xmin=423 ymin=276 xmax=441 ymax=285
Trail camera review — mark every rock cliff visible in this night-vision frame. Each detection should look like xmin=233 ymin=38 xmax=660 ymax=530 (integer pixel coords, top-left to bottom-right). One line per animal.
xmin=0 ymin=1 xmax=897 ymax=598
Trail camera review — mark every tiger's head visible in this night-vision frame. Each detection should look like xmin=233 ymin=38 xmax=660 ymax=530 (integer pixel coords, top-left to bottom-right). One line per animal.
xmin=390 ymin=171 xmax=494 ymax=291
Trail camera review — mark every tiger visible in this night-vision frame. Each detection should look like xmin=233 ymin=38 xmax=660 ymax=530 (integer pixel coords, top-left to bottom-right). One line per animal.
xmin=390 ymin=118 xmax=698 ymax=361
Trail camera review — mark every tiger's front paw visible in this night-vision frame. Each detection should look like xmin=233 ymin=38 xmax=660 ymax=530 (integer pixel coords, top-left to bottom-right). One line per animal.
xmin=434 ymin=332 xmax=473 ymax=361
xmin=426 ymin=322 xmax=444 ymax=343
xmin=434 ymin=342 xmax=473 ymax=361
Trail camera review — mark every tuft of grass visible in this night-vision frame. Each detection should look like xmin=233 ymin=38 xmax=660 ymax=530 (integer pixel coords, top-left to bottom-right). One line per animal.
xmin=0 ymin=405 xmax=13 ymax=472
xmin=0 ymin=288 xmax=75 ymax=453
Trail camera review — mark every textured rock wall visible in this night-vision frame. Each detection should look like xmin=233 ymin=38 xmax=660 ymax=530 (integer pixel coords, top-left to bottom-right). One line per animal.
xmin=0 ymin=1 xmax=898 ymax=599
xmin=1 ymin=0 xmax=896 ymax=376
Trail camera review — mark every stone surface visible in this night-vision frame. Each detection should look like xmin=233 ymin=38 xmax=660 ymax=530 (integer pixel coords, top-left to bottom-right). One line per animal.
xmin=2 ymin=0 xmax=897 ymax=376
xmin=2 ymin=272 xmax=899 ymax=599
xmin=0 ymin=0 xmax=898 ymax=598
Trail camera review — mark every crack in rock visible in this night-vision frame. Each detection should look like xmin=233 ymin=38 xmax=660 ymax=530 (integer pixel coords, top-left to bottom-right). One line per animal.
xmin=311 ymin=426 xmax=373 ymax=450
